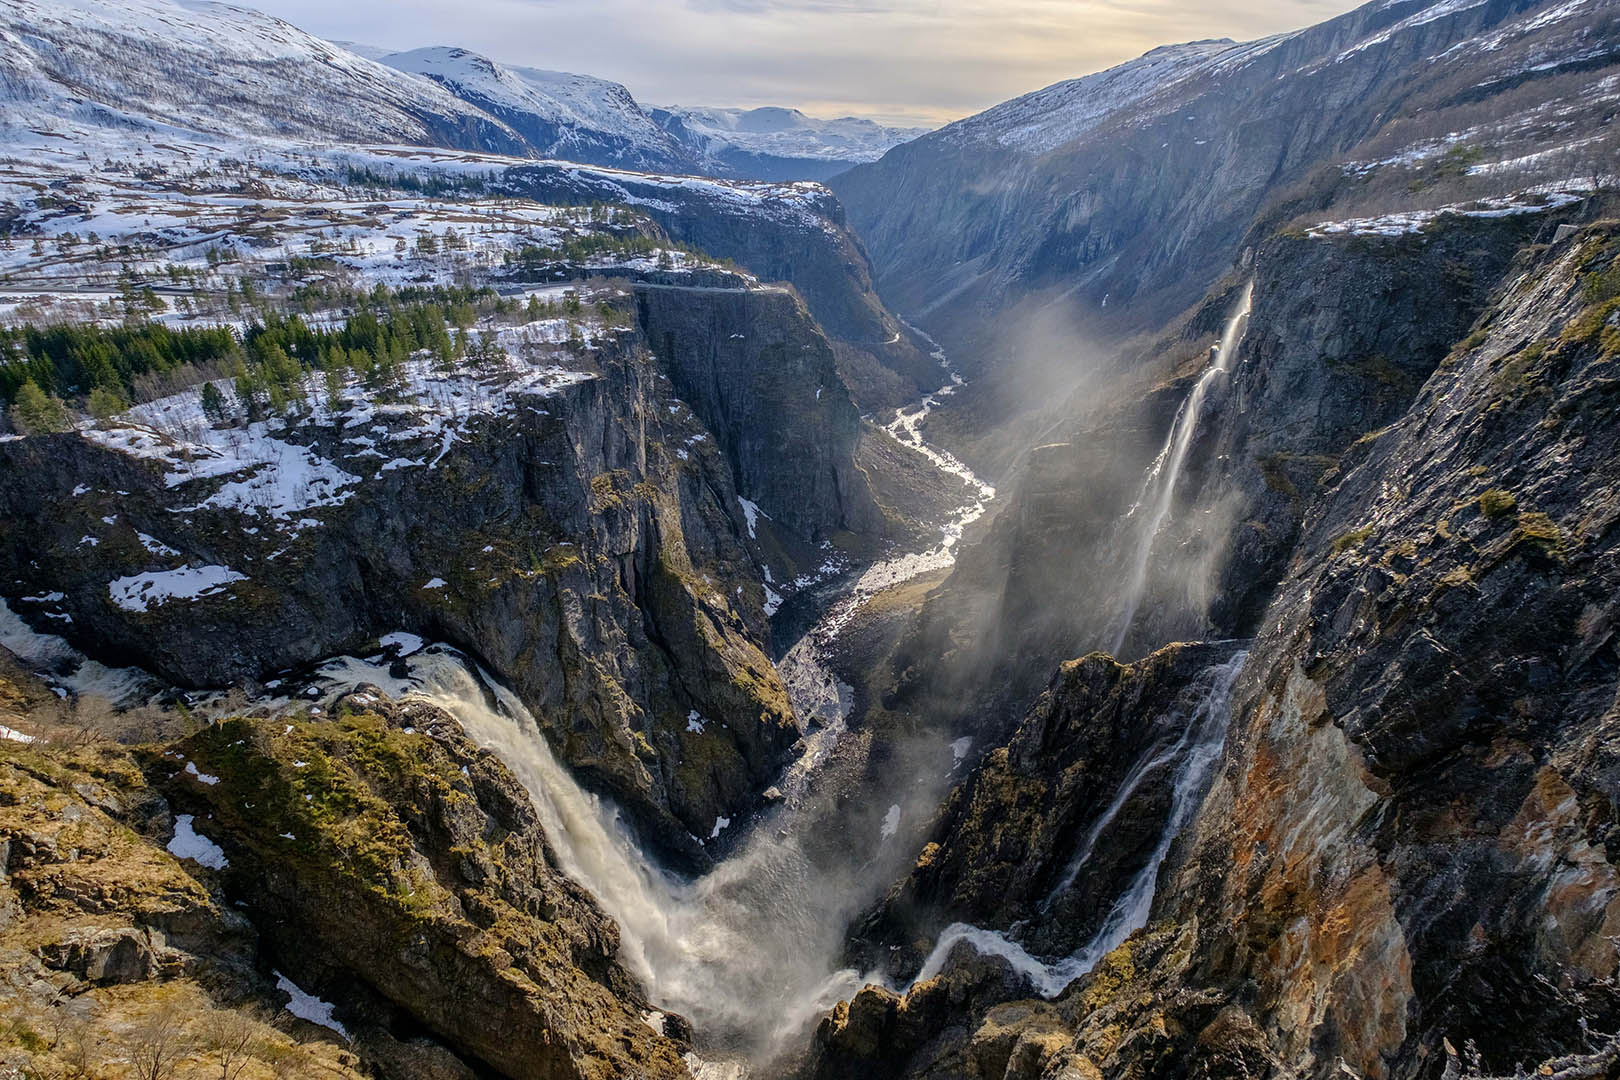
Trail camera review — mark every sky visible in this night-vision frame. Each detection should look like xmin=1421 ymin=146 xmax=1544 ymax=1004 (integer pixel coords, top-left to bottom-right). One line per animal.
xmin=236 ymin=0 xmax=1357 ymax=128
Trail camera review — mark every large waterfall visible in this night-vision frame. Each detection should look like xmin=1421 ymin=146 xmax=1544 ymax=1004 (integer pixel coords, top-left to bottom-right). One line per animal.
xmin=1110 ymin=282 xmax=1254 ymax=656
xmin=301 ymin=649 xmax=880 ymax=1064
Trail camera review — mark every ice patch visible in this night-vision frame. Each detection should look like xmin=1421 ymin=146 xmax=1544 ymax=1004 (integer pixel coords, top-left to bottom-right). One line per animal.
xmin=708 ymin=815 xmax=731 ymax=840
xmin=686 ymin=710 xmax=706 ymax=734
xmin=0 ymin=725 xmax=34 ymax=744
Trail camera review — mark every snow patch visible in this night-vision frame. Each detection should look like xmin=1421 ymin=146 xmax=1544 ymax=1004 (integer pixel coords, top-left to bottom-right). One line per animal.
xmin=274 ymin=971 xmax=350 ymax=1038
xmin=168 ymin=814 xmax=228 ymax=870
xmin=108 ymin=565 xmax=248 ymax=613
xmin=184 ymin=760 xmax=220 ymax=785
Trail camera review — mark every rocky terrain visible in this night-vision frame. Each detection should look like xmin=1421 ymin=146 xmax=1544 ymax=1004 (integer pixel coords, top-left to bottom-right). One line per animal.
xmin=4 ymin=0 xmax=1620 ymax=1078
xmin=0 ymin=662 xmax=692 ymax=1079
xmin=806 ymin=197 xmax=1620 ymax=1080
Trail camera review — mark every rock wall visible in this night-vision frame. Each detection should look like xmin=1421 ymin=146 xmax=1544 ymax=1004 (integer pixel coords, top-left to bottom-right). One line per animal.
xmin=0 ymin=332 xmax=799 ymax=865
xmin=634 ymin=282 xmax=884 ymax=541
xmin=809 ymin=212 xmax=1620 ymax=1080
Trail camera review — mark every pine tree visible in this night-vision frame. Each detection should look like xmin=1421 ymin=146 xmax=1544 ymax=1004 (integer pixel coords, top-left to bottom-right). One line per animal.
xmin=10 ymin=380 xmax=71 ymax=434
xmin=200 ymin=381 xmax=228 ymax=425
xmin=87 ymin=385 xmax=127 ymax=420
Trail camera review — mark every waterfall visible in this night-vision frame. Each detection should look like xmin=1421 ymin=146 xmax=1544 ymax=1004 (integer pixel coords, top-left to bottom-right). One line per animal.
xmin=907 ymin=649 xmax=1247 ymax=999
xmin=301 ymin=648 xmax=879 ymax=1064
xmin=1109 ymin=282 xmax=1253 ymax=657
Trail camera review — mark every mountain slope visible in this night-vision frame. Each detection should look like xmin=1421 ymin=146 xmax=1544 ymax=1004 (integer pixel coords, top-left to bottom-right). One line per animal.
xmin=0 ymin=0 xmax=528 ymax=154
xmin=377 ymin=46 xmax=697 ymax=173
xmin=832 ymin=0 xmax=1620 ymax=357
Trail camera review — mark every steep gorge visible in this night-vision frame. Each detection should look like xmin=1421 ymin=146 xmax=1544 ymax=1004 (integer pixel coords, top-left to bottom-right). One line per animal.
xmin=4 ymin=0 xmax=1620 ymax=1077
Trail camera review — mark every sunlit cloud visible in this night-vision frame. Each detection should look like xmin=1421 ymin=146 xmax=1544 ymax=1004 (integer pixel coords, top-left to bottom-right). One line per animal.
xmin=236 ymin=0 xmax=1360 ymax=127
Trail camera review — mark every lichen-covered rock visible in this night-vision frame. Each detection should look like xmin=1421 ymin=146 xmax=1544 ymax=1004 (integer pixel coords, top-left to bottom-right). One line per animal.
xmin=159 ymin=690 xmax=690 ymax=1080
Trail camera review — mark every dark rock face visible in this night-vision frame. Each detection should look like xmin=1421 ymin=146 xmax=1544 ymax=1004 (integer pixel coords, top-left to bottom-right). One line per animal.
xmin=0 ymin=331 xmax=802 ymax=863
xmin=854 ymin=642 xmax=1242 ymax=975
xmin=635 ymin=283 xmax=884 ymax=540
xmin=1154 ymin=220 xmax=1620 ymax=1079
xmin=816 ymin=214 xmax=1620 ymax=1080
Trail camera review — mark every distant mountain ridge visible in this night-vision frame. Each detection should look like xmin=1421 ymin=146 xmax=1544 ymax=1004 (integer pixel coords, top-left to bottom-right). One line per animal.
xmin=832 ymin=0 xmax=1620 ymax=352
xmin=373 ymin=44 xmax=930 ymax=180
xmin=0 ymin=1 xmax=927 ymax=180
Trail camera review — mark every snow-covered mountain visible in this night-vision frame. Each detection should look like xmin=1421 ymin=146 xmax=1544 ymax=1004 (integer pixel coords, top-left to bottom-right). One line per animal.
xmin=0 ymin=0 xmax=927 ymax=180
xmin=376 ymin=46 xmax=695 ymax=174
xmin=651 ymin=106 xmax=931 ymax=181
xmin=375 ymin=46 xmax=929 ymax=180
xmin=0 ymin=0 xmax=528 ymax=155
xmin=834 ymin=0 xmax=1620 ymax=335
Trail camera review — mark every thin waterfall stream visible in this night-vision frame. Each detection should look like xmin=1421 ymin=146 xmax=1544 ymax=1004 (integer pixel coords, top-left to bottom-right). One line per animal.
xmin=907 ymin=649 xmax=1248 ymax=997
xmin=1110 ymin=282 xmax=1253 ymax=655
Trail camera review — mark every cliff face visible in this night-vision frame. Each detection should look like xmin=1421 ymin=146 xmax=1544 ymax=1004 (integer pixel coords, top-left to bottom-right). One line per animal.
xmin=0 ymin=294 xmax=888 ymax=864
xmin=808 ymin=215 xmax=1620 ymax=1080
xmin=0 ymin=686 xmax=688 ymax=1080
xmin=635 ymin=282 xmax=884 ymax=540
xmin=887 ymin=202 xmax=1591 ymax=750
xmin=855 ymin=642 xmax=1243 ymax=968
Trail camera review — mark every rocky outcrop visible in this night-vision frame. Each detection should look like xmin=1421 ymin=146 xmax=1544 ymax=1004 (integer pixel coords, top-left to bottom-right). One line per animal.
xmin=0 ymin=330 xmax=796 ymax=863
xmin=163 ymin=690 xmax=689 ymax=1080
xmin=0 ymin=687 xmax=690 ymax=1080
xmin=0 ymin=733 xmax=369 ymax=1080
xmin=635 ymin=282 xmax=884 ymax=540
xmin=811 ymin=213 xmax=1620 ymax=1080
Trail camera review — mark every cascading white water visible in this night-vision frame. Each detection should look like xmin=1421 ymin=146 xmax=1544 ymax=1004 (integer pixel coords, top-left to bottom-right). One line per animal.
xmin=1109 ymin=282 xmax=1254 ymax=656
xmin=907 ymin=650 xmax=1248 ymax=998
xmin=306 ymin=650 xmax=879 ymax=1063
xmin=239 ymin=326 xmax=997 ymax=1072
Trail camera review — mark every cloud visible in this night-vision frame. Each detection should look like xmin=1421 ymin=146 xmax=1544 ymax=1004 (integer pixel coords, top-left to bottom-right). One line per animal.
xmin=234 ymin=0 xmax=1358 ymax=126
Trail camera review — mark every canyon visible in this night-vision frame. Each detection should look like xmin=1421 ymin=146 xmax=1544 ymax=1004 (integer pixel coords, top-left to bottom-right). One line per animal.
xmin=2 ymin=0 xmax=1620 ymax=1078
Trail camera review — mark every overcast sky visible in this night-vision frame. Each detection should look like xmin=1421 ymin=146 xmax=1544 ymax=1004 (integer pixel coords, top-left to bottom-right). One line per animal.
xmin=236 ymin=0 xmax=1356 ymax=128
